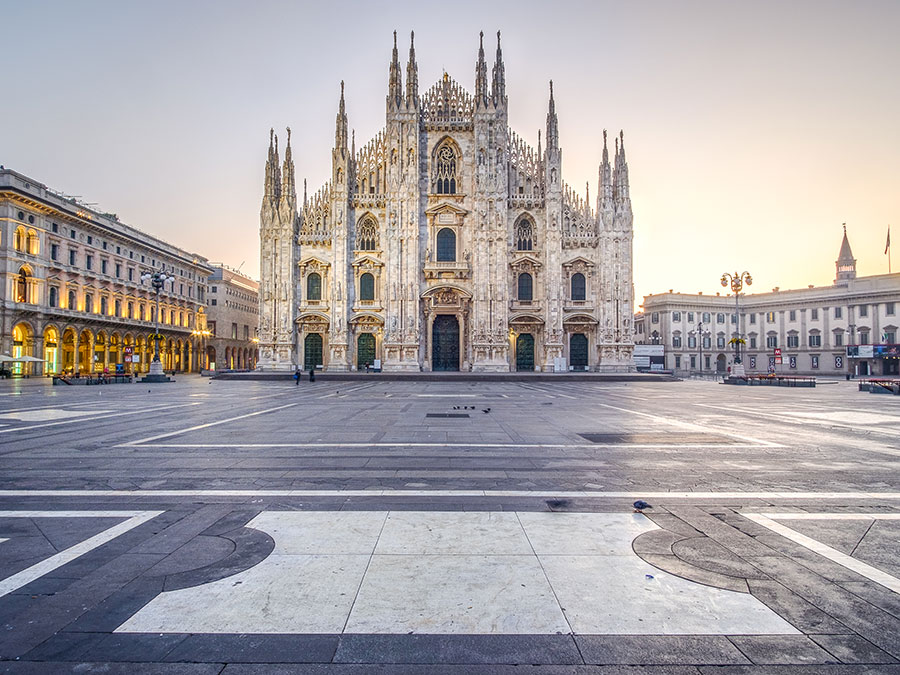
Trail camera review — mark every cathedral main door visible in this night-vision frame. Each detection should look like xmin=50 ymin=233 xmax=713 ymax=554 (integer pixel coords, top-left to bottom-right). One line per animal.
xmin=516 ymin=333 xmax=535 ymax=371
xmin=304 ymin=333 xmax=323 ymax=369
xmin=432 ymin=315 xmax=460 ymax=371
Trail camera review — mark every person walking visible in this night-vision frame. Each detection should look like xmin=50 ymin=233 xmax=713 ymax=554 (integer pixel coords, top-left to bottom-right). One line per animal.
xmin=294 ymin=368 xmax=300 ymax=386
xmin=309 ymin=365 xmax=316 ymax=382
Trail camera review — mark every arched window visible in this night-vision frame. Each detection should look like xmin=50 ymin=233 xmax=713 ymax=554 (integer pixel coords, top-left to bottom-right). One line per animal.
xmin=356 ymin=216 xmax=378 ymax=250
xmin=359 ymin=273 xmax=375 ymax=301
xmin=127 ymin=302 xmax=134 ymax=318
xmin=100 ymin=297 xmax=108 ymax=315
xmin=436 ymin=228 xmax=456 ymax=262
xmin=139 ymin=304 xmax=145 ymax=321
xmin=16 ymin=268 xmax=29 ymax=303
xmin=307 ymin=273 xmax=322 ymax=301
xmin=49 ymin=286 xmax=59 ymax=308
xmin=68 ymin=290 xmax=76 ymax=310
xmin=518 ymin=272 xmax=533 ymax=302
xmin=571 ymin=273 xmax=586 ymax=301
xmin=515 ymin=217 xmax=534 ymax=251
xmin=14 ymin=227 xmax=26 ymax=252
xmin=433 ymin=141 xmax=458 ymax=194
xmin=85 ymin=293 xmax=93 ymax=313
xmin=26 ymin=230 xmax=39 ymax=255
xmin=115 ymin=299 xmax=122 ymax=316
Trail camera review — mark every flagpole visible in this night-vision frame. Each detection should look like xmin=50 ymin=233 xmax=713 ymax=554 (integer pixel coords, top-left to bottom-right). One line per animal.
xmin=887 ymin=225 xmax=892 ymax=274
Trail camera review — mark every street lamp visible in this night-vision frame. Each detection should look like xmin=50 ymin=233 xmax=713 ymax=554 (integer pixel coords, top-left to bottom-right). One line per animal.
xmin=688 ymin=321 xmax=711 ymax=375
xmin=141 ymin=266 xmax=175 ymax=382
xmin=721 ymin=271 xmax=752 ymax=364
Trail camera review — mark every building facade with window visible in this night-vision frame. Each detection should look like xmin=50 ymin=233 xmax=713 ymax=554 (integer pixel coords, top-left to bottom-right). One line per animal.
xmin=205 ymin=264 xmax=260 ymax=370
xmin=259 ymin=32 xmax=635 ymax=372
xmin=1 ymin=168 xmax=211 ymax=376
xmin=633 ymin=228 xmax=900 ymax=376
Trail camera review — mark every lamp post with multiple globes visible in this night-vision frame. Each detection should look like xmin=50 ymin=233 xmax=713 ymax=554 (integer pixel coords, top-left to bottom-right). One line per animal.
xmin=689 ymin=321 xmax=711 ymax=375
xmin=141 ymin=266 xmax=175 ymax=382
xmin=720 ymin=271 xmax=752 ymax=366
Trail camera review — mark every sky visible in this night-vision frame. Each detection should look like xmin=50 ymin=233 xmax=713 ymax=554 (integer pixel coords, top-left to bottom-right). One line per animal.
xmin=3 ymin=0 xmax=898 ymax=309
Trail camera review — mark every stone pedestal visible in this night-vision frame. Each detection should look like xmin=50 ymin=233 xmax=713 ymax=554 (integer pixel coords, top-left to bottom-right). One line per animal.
xmin=141 ymin=359 xmax=171 ymax=383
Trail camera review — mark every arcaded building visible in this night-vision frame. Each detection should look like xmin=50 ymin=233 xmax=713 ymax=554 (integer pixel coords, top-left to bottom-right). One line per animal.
xmin=1 ymin=168 xmax=210 ymax=376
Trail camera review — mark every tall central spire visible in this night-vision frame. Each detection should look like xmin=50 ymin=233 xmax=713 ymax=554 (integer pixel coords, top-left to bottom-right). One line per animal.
xmin=388 ymin=30 xmax=402 ymax=109
xmin=491 ymin=30 xmax=506 ymax=105
xmin=475 ymin=31 xmax=488 ymax=108
xmin=545 ymin=81 xmax=558 ymax=151
xmin=406 ymin=31 xmax=419 ymax=108
xmin=335 ymin=81 xmax=348 ymax=154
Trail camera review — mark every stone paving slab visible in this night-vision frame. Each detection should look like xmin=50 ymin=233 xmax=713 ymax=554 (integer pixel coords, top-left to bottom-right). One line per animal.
xmin=576 ymin=636 xmax=749 ymax=666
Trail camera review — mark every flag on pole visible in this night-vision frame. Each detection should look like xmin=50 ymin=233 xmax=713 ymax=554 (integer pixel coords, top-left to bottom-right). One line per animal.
xmin=886 ymin=226 xmax=891 ymax=255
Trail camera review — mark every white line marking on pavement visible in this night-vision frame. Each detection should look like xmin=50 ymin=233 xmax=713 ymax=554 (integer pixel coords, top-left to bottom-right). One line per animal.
xmin=597 ymin=403 xmax=782 ymax=447
xmin=759 ymin=513 xmax=900 ymax=520
xmin=745 ymin=513 xmax=900 ymax=594
xmin=120 ymin=442 xmax=772 ymax=450
xmin=1 ymin=490 xmax=899 ymax=499
xmin=117 ymin=402 xmax=301 ymax=446
xmin=0 ymin=510 xmax=162 ymax=598
xmin=0 ymin=402 xmax=203 ymax=436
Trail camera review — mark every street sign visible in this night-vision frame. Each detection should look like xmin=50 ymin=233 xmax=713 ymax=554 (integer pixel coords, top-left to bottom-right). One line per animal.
xmin=774 ymin=348 xmax=782 ymax=356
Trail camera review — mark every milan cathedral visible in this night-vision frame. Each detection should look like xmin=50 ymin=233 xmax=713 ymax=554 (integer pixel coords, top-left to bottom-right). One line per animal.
xmin=258 ymin=31 xmax=634 ymax=372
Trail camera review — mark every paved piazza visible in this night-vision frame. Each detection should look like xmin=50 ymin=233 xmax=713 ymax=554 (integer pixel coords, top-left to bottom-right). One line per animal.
xmin=1 ymin=376 xmax=900 ymax=673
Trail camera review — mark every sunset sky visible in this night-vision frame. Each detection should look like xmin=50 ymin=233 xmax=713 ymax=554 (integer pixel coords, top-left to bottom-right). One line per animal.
xmin=3 ymin=0 xmax=898 ymax=309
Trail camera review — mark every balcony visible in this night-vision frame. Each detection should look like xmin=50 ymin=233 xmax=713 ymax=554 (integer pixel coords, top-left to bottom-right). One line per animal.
xmin=424 ymin=260 xmax=470 ymax=281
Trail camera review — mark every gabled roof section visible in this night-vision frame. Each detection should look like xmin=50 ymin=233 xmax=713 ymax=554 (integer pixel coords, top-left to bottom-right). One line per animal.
xmin=421 ymin=73 xmax=474 ymax=129
xmin=425 ymin=201 xmax=469 ymax=216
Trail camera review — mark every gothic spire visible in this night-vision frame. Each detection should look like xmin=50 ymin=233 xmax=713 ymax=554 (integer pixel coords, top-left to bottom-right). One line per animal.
xmin=388 ymin=30 xmax=402 ymax=109
xmin=335 ymin=81 xmax=348 ymax=154
xmin=272 ymin=131 xmax=281 ymax=201
xmin=545 ymin=80 xmax=559 ymax=151
xmin=599 ymin=129 xmax=613 ymax=211
xmin=475 ymin=31 xmax=488 ymax=108
xmin=406 ymin=31 xmax=419 ymax=108
xmin=491 ymin=30 xmax=506 ymax=105
xmin=264 ymin=128 xmax=276 ymax=202
xmin=281 ymin=126 xmax=295 ymax=207
xmin=612 ymin=130 xmax=631 ymax=209
xmin=303 ymin=178 xmax=308 ymax=208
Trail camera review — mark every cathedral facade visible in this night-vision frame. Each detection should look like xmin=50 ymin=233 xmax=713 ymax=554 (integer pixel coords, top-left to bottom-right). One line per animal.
xmin=258 ymin=32 xmax=634 ymax=373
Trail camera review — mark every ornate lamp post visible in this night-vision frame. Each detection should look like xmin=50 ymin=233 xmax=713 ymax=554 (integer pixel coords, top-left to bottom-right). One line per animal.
xmin=689 ymin=321 xmax=711 ymax=374
xmin=721 ymin=271 xmax=752 ymax=365
xmin=141 ymin=266 xmax=175 ymax=382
